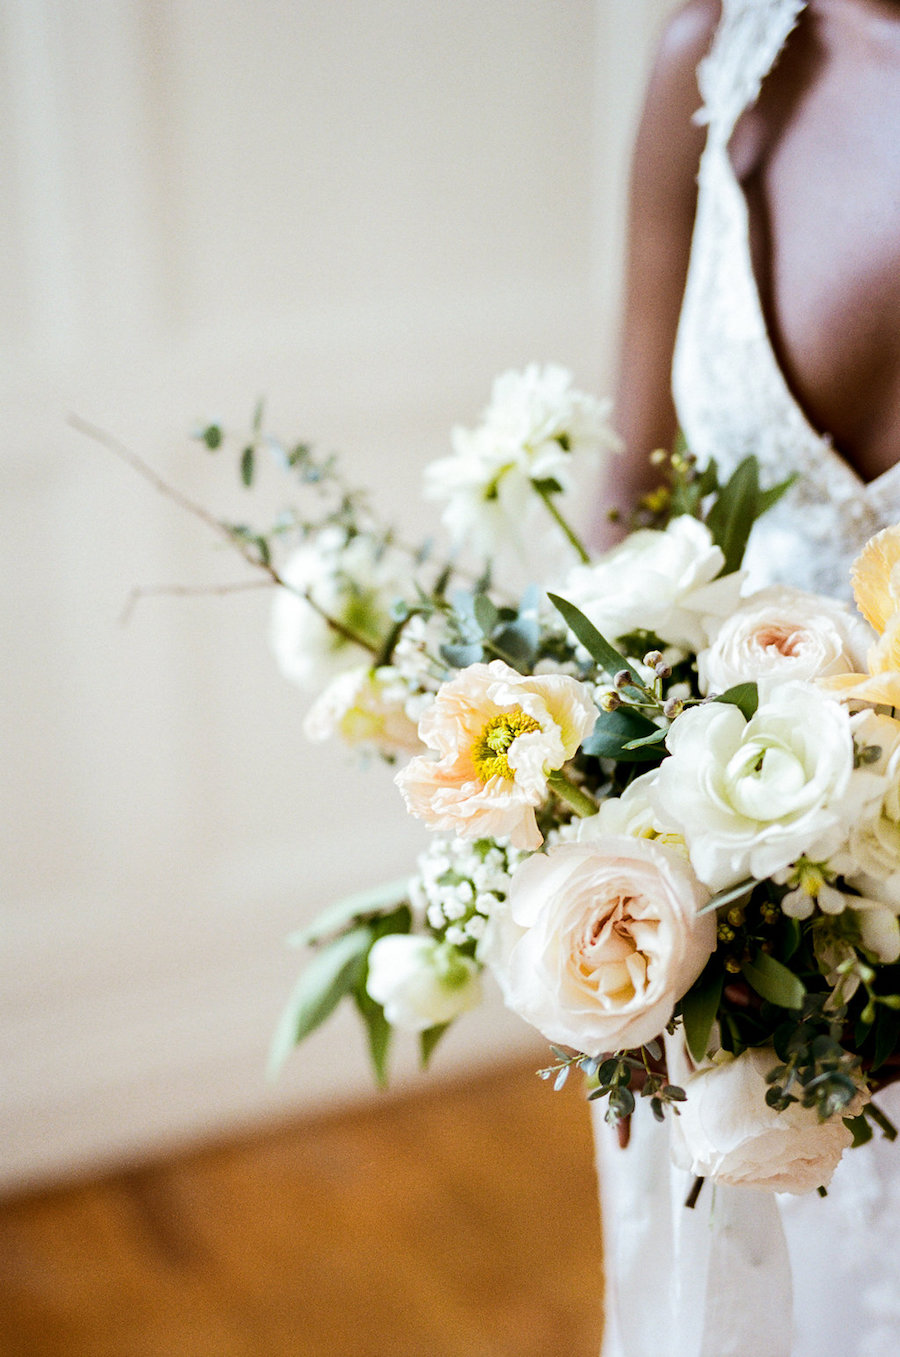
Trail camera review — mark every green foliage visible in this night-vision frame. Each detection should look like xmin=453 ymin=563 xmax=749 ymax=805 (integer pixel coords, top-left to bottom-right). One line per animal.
xmin=290 ymin=879 xmax=411 ymax=947
xmin=714 ymin=682 xmax=759 ymax=720
xmin=704 ymin=457 xmax=797 ymax=576
xmin=581 ymin=706 xmax=665 ymax=763
xmin=681 ymin=964 xmax=725 ymax=1063
xmin=546 ymin=594 xmax=646 ymax=696
xmin=268 ymin=924 xmax=374 ymax=1078
xmin=741 ymin=951 xmax=807 ymax=1010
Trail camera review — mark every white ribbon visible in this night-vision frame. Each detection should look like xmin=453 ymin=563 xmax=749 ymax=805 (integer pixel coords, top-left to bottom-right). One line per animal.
xmin=594 ymin=1107 xmax=793 ymax=1357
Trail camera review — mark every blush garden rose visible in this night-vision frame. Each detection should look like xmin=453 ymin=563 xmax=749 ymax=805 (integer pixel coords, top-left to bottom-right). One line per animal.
xmin=479 ymin=833 xmax=715 ymax=1052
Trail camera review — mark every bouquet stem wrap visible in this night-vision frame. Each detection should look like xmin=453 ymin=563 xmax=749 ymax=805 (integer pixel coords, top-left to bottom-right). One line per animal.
xmin=594 ymin=1106 xmax=793 ymax=1357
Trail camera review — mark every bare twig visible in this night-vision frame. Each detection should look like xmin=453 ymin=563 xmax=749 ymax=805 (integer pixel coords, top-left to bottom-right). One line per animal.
xmin=70 ymin=413 xmax=380 ymax=654
xmin=118 ymin=579 xmax=274 ymax=626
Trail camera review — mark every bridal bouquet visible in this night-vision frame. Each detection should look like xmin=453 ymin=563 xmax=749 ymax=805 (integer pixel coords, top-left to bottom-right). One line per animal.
xmin=195 ymin=365 xmax=900 ymax=1199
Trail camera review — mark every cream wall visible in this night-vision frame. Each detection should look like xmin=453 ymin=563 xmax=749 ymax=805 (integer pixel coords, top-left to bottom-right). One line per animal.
xmin=1 ymin=0 xmax=676 ymax=1190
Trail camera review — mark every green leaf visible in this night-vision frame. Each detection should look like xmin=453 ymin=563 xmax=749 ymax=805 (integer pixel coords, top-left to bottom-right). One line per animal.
xmin=240 ymin=445 xmax=255 ymax=486
xmin=741 ymin=952 xmax=806 ymax=1010
xmin=491 ymin=617 xmax=540 ymax=672
xmin=252 ymin=397 xmax=266 ymax=433
xmin=267 ymin=924 xmax=374 ymax=1078
xmin=546 ymin=594 xmax=644 ymax=691
xmin=473 ymin=593 xmax=499 ymax=635
xmin=705 ymin=455 xmax=760 ymax=575
xmin=681 ymin=965 xmax=724 ymax=1063
xmin=440 ymin=641 xmax=483 ymax=669
xmin=199 ymin=422 xmax=223 ymax=450
xmin=581 ymin=707 xmax=663 ymax=762
xmin=420 ymin=1022 xmax=451 ymax=1069
xmin=623 ymin=727 xmax=669 ymax=751
xmin=845 ymin=1112 xmax=874 ymax=1148
xmin=353 ymin=984 xmax=392 ymax=1089
xmin=757 ymin=472 xmax=797 ymax=517
xmin=714 ymin=682 xmax=759 ymax=720
xmin=290 ymin=879 xmax=411 ymax=947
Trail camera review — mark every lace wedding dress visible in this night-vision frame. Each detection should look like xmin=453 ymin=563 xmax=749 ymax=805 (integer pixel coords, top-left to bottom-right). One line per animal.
xmin=596 ymin=2 xmax=900 ymax=1353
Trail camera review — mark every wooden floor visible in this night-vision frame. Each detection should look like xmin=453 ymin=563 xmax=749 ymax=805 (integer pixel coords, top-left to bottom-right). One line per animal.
xmin=0 ymin=1063 xmax=605 ymax=1356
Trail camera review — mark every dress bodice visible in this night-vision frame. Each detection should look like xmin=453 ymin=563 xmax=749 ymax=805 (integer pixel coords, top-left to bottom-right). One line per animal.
xmin=599 ymin=5 xmax=900 ymax=1355
xmin=671 ymin=0 xmax=900 ymax=598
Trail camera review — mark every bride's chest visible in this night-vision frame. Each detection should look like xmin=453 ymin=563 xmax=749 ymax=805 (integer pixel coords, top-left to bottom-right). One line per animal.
xmin=731 ymin=21 xmax=900 ymax=482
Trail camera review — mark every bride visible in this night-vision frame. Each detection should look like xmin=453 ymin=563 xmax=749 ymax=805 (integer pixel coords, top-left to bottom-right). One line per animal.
xmin=596 ymin=1 xmax=900 ymax=1354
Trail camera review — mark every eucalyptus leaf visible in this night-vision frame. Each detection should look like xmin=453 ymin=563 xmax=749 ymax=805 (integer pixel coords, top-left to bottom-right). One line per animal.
xmin=741 ymin=952 xmax=806 ymax=1010
xmin=681 ymin=965 xmax=724 ymax=1063
xmin=546 ymin=594 xmax=644 ymax=692
xmin=622 ymin=727 xmax=669 ymax=751
xmin=440 ymin=641 xmax=484 ymax=669
xmin=473 ymin=593 xmax=499 ymax=635
xmin=268 ymin=924 xmax=373 ymax=1078
xmin=290 ymin=879 xmax=411 ymax=947
xmin=240 ymin=445 xmax=255 ymax=487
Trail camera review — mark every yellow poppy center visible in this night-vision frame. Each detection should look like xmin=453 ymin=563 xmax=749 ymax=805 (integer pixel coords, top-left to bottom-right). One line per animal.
xmin=472 ymin=709 xmax=541 ymax=782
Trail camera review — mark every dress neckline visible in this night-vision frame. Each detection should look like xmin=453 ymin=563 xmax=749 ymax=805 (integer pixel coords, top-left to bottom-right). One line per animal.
xmin=717 ymin=0 xmax=900 ymax=498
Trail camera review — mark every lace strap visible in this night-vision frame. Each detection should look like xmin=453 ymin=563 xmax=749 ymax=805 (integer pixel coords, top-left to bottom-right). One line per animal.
xmin=696 ymin=0 xmax=806 ymax=139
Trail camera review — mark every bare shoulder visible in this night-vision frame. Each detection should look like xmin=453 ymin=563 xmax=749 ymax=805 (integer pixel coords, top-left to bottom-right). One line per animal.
xmin=630 ymin=1 xmax=721 ymax=213
xmin=645 ymin=0 xmax=721 ymax=124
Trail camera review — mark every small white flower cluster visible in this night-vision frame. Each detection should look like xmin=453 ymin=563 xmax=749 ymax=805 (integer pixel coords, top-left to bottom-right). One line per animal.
xmin=408 ymin=834 xmax=528 ymax=947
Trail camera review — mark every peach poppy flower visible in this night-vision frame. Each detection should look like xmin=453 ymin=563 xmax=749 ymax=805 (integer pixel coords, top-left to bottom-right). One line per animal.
xmin=395 ymin=659 xmax=597 ymax=849
xmin=823 ymin=525 xmax=900 ymax=707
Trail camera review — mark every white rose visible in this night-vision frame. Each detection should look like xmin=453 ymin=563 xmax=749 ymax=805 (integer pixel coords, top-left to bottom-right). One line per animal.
xmin=479 ymin=834 xmax=715 ymax=1052
xmin=652 ymin=681 xmax=856 ymax=892
xmin=365 ymin=935 xmax=483 ymax=1031
xmin=270 ymin=532 xmax=406 ymax=692
xmin=556 ymin=515 xmax=741 ymax=652
xmin=302 ymin=665 xmax=423 ymax=757
xmin=669 ymin=1045 xmax=867 ymax=1194
xmin=698 ymin=585 xmax=872 ymax=694
xmin=424 ymin=365 xmax=618 ymax=556
xmin=584 ymin=769 xmax=686 ymax=851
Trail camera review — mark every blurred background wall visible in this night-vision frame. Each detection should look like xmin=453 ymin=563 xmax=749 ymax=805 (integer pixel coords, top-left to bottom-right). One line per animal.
xmin=0 ymin=0 xmax=676 ymax=1191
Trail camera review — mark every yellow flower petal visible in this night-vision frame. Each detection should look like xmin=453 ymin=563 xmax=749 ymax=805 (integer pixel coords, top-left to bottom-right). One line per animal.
xmin=851 ymin=524 xmax=900 ymax=633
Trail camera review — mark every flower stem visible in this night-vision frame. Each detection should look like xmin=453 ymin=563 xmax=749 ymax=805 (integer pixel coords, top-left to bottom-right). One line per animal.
xmin=547 ymin=770 xmax=598 ymax=818
xmin=534 ymin=483 xmax=591 ymax=564
xmin=684 ymin=1176 xmax=705 ymax=1210
xmin=868 ymin=1103 xmax=899 ymax=1142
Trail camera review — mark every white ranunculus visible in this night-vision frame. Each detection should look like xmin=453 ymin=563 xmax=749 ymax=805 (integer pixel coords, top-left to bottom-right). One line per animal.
xmin=555 ymin=515 xmax=741 ymax=652
xmin=424 ymin=365 xmax=619 ymax=553
xmin=697 ymin=585 xmax=872 ymax=694
xmin=270 ymin=531 xmax=407 ymax=692
xmin=652 ymin=681 xmax=856 ymax=892
xmin=365 ymin=935 xmax=483 ymax=1031
xmin=668 ymin=1045 xmax=867 ymax=1194
xmin=302 ymin=665 xmax=423 ymax=757
xmin=479 ymin=834 xmax=715 ymax=1052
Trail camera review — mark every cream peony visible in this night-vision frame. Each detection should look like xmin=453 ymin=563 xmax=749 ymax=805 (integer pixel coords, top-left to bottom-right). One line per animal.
xmin=395 ymin=660 xmax=597 ymax=850
xmin=668 ymin=1045 xmax=866 ymax=1194
xmin=698 ymin=585 xmax=871 ymax=694
xmin=365 ymin=935 xmax=482 ymax=1031
xmin=556 ymin=514 xmax=741 ymax=652
xmin=479 ymin=834 xmax=715 ymax=1052
xmin=652 ymin=681 xmax=856 ymax=892
xmin=424 ymin=364 xmax=619 ymax=552
xmin=302 ymin=665 xmax=423 ymax=757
